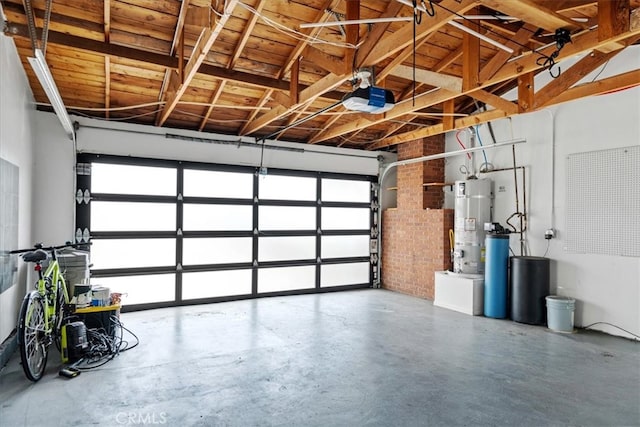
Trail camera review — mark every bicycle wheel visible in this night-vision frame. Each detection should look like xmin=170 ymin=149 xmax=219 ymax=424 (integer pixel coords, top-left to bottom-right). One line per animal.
xmin=18 ymin=291 xmax=49 ymax=381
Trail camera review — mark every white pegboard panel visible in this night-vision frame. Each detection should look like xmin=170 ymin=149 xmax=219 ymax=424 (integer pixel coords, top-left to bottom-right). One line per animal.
xmin=566 ymin=145 xmax=640 ymax=257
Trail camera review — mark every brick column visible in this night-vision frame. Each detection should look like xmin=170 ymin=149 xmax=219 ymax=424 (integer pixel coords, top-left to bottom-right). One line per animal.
xmin=382 ymin=135 xmax=453 ymax=299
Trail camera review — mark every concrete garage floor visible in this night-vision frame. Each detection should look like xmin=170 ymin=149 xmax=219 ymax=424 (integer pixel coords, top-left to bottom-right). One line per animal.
xmin=0 ymin=289 xmax=638 ymax=427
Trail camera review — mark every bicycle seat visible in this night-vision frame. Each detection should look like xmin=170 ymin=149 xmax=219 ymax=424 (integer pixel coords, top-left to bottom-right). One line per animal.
xmin=23 ymin=250 xmax=48 ymax=263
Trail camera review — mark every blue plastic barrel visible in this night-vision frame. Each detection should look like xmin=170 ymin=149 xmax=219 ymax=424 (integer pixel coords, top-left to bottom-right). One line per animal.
xmin=484 ymin=234 xmax=510 ymax=318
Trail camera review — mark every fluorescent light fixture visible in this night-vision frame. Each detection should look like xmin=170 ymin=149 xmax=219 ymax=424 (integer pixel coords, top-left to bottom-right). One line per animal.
xmin=28 ymin=49 xmax=75 ymax=139
xmin=454 ymin=15 xmax=518 ymax=22
xmin=448 ymin=20 xmax=514 ymax=54
xmin=394 ymin=0 xmax=514 ymax=54
xmin=300 ymin=16 xmax=413 ymax=28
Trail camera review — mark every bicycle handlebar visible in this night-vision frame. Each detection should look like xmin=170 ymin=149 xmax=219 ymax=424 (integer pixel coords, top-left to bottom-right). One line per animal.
xmin=9 ymin=241 xmax=90 ymax=255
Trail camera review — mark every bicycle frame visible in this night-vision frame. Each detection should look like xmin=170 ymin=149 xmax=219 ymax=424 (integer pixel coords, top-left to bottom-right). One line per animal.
xmin=12 ymin=242 xmax=87 ymax=381
xmin=33 ymin=253 xmax=68 ymax=334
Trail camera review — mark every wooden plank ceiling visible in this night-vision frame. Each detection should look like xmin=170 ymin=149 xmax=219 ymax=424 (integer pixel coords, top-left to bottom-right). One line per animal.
xmin=2 ymin=0 xmax=640 ymax=151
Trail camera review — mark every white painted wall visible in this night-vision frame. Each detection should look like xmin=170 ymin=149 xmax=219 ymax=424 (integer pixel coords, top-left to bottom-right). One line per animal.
xmin=445 ymin=47 xmax=640 ymax=339
xmin=31 ymin=111 xmax=395 ymax=253
xmin=0 ymin=33 xmax=35 ymax=343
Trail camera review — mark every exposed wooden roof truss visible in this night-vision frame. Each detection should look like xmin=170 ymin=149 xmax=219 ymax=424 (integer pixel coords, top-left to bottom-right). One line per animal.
xmin=2 ymin=0 xmax=639 ymax=151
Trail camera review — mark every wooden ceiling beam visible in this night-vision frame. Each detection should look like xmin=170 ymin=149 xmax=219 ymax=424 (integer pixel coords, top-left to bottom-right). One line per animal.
xmin=517 ymin=71 xmax=535 ymax=112
xmin=367 ymin=45 xmax=463 ymax=145
xmin=343 ymin=0 xmax=360 ymax=72
xmin=491 ymin=25 xmax=640 ymax=84
xmin=479 ymin=24 xmax=537 ymax=82
xmin=156 ymin=0 xmax=190 ymax=126
xmin=534 ymin=47 xmax=628 ymax=108
xmin=104 ymin=0 xmax=110 ymax=43
xmin=481 ymin=0 xmax=586 ymax=33
xmin=371 ymin=68 xmax=640 ymax=150
xmin=376 ymin=33 xmax=437 ymax=81
xmin=359 ymin=0 xmax=480 ymax=67
xmin=241 ymin=72 xmax=349 ymax=135
xmin=306 ymin=1 xmax=416 ymax=144
xmin=104 ymin=56 xmax=110 ymax=119
xmin=229 ymin=0 xmax=265 ymax=69
xmin=467 ymin=89 xmax=518 ymax=114
xmin=389 ymin=65 xmax=463 ymax=93
xmin=237 ymin=1 xmax=338 ymax=136
xmin=156 ymin=0 xmax=238 ymax=126
xmin=442 ymin=99 xmax=455 ymax=131
xmin=310 ymin=87 xmax=460 ymax=143
xmin=198 ymin=80 xmax=226 ymax=131
xmin=312 ymin=23 xmax=640 ymax=144
xmin=462 ymin=15 xmax=481 ymax=92
xmin=307 ymin=0 xmax=479 ymax=143
xmin=3 ymin=23 xmax=344 ymax=100
xmin=355 ymin=0 xmax=404 ymax=68
xmin=547 ymin=69 xmax=640 ymax=104
xmin=281 ymin=0 xmax=340 ymax=78
xmin=597 ymin=0 xmax=630 ymax=52
xmin=302 ymin=46 xmax=345 ymax=76
xmin=104 ymin=0 xmax=110 ymax=119
xmin=290 ymin=56 xmax=300 ymax=106
xmin=239 ymin=90 xmax=273 ymax=135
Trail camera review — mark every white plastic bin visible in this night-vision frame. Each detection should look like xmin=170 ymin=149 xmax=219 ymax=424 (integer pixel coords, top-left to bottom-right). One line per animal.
xmin=546 ymin=296 xmax=575 ymax=332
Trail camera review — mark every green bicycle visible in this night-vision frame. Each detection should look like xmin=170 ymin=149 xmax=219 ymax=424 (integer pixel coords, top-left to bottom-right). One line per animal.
xmin=10 ymin=242 xmax=85 ymax=381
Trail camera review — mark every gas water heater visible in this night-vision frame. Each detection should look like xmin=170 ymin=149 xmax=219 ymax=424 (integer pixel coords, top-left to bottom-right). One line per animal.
xmin=453 ymin=179 xmax=493 ymax=275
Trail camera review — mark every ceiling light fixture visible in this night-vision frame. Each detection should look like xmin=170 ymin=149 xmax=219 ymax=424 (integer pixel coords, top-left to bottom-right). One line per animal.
xmin=28 ymin=48 xmax=75 ymax=139
xmin=448 ymin=20 xmax=514 ymax=53
xmin=300 ymin=16 xmax=413 ymax=28
xmin=395 ymin=0 xmax=514 ymax=54
xmin=454 ymin=15 xmax=518 ymax=21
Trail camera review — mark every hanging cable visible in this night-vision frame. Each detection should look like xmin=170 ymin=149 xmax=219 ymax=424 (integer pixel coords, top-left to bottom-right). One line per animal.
xmin=422 ymin=0 xmax=435 ymax=17
xmin=412 ymin=0 xmax=422 ymax=106
xmin=474 ymin=125 xmax=492 ymax=172
xmin=455 ymin=130 xmax=472 ymax=159
xmin=535 ymin=28 xmax=572 ymax=78
xmin=426 ymin=1 xmax=584 ymax=77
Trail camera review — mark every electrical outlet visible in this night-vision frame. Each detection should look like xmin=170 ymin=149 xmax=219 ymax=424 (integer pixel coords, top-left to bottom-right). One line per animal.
xmin=545 ymin=229 xmax=555 ymax=240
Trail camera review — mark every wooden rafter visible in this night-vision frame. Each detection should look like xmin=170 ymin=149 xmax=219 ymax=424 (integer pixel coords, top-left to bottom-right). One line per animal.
xmin=597 ymin=0 xmax=630 ymax=52
xmin=359 ymin=0 xmax=480 ymax=67
xmin=239 ymin=90 xmax=273 ymax=135
xmin=479 ymin=24 xmax=538 ymax=82
xmin=482 ymin=0 xmax=587 ymax=32
xmin=517 ymin=71 xmax=535 ymax=112
xmin=462 ymin=14 xmax=481 ymax=92
xmin=280 ymin=0 xmax=340 ymax=78
xmin=238 ymin=1 xmax=338 ymax=136
xmin=355 ymin=0 xmax=404 ymax=67
xmin=104 ymin=0 xmax=110 ymax=119
xmin=6 ymin=22 xmax=348 ymax=102
xmin=199 ymin=80 xmax=226 ymax=131
xmin=390 ymin=65 xmax=463 ymax=93
xmin=229 ymin=0 xmax=265 ymax=69
xmin=370 ymin=69 xmax=640 ymax=150
xmin=104 ymin=56 xmax=110 ymax=119
xmin=307 ymin=0 xmax=480 ymax=144
xmin=534 ymin=47 xmax=628 ymax=108
xmin=312 ymin=23 xmax=640 ymax=145
xmin=104 ymin=0 xmax=110 ymax=43
xmin=155 ymin=0 xmax=192 ymax=126
xmin=468 ymin=89 xmax=518 ymax=114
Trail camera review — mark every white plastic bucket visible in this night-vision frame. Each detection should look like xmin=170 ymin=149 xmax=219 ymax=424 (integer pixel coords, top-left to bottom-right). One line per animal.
xmin=546 ymin=296 xmax=575 ymax=332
